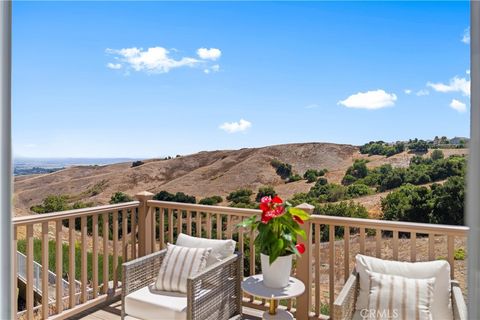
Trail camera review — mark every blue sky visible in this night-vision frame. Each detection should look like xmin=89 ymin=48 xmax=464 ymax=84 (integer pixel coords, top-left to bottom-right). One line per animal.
xmin=13 ymin=1 xmax=470 ymax=158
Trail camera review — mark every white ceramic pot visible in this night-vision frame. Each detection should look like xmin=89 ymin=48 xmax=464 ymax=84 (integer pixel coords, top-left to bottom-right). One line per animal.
xmin=260 ymin=253 xmax=292 ymax=288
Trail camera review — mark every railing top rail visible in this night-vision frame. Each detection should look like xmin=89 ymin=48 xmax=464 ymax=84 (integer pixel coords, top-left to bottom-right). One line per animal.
xmin=147 ymin=200 xmax=260 ymax=217
xmin=310 ymin=214 xmax=469 ymax=236
xmin=148 ymin=200 xmax=468 ymax=236
xmin=12 ymin=201 xmax=140 ymax=226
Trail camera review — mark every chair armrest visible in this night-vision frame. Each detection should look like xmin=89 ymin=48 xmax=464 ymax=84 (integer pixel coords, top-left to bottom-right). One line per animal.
xmin=334 ymin=271 xmax=359 ymax=320
xmin=187 ymin=253 xmax=242 ymax=320
xmin=122 ymin=250 xmax=166 ymax=297
xmin=451 ymin=280 xmax=467 ymax=320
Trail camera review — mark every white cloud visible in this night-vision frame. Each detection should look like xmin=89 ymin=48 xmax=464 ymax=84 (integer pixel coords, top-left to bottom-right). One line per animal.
xmin=427 ymin=76 xmax=470 ymax=96
xmin=219 ymin=119 xmax=252 ymax=133
xmin=305 ymin=104 xmax=319 ymax=109
xmin=107 ymin=62 xmax=122 ymax=70
xmin=450 ymin=99 xmax=467 ymax=113
xmin=416 ymin=89 xmax=430 ymax=96
xmin=404 ymin=89 xmax=412 ymax=95
xmin=197 ymin=48 xmax=222 ymax=61
xmin=204 ymin=64 xmax=220 ymax=74
xmin=338 ymin=89 xmax=397 ymax=110
xmin=462 ymin=27 xmax=470 ymax=44
xmin=106 ymin=46 xmax=200 ymax=73
xmin=466 ymin=69 xmax=471 ymax=75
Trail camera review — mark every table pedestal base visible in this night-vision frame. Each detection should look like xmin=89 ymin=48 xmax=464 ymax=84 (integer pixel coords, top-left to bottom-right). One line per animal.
xmin=262 ymin=309 xmax=294 ymax=320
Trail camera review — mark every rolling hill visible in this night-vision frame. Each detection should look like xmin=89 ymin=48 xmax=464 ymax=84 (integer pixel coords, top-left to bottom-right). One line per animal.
xmin=13 ymin=142 xmax=468 ymax=216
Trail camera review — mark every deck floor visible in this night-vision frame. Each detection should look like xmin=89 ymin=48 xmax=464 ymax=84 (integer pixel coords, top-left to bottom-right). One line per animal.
xmin=70 ymin=299 xmax=264 ymax=320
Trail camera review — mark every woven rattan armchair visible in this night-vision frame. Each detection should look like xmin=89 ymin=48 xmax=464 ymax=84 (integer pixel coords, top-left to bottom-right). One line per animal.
xmin=333 ymin=270 xmax=468 ymax=320
xmin=122 ymin=249 xmax=242 ymax=320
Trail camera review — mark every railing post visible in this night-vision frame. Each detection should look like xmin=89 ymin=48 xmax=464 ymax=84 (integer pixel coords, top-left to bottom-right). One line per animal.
xmin=295 ymin=203 xmax=314 ymax=320
xmin=136 ymin=191 xmax=154 ymax=257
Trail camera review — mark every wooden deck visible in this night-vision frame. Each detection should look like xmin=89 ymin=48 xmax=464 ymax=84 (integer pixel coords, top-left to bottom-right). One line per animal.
xmin=69 ymin=299 xmax=264 ymax=320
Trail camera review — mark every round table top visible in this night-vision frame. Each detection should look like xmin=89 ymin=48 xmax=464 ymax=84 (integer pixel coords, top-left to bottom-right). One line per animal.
xmin=241 ymin=275 xmax=305 ymax=300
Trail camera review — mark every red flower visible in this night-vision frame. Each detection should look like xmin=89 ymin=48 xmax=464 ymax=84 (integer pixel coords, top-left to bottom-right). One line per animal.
xmin=293 ymin=215 xmax=304 ymax=224
xmin=259 ymin=195 xmax=284 ymax=223
xmin=272 ymin=196 xmax=283 ymax=204
xmin=296 ymin=243 xmax=306 ymax=254
xmin=261 ymin=196 xmax=272 ymax=204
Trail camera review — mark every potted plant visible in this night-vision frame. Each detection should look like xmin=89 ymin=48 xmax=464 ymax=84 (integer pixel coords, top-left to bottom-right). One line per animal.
xmin=238 ymin=195 xmax=311 ymax=288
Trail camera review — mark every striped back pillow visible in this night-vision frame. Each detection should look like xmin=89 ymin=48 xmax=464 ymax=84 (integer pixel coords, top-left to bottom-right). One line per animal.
xmin=367 ymin=271 xmax=435 ymax=320
xmin=155 ymin=243 xmax=212 ymax=293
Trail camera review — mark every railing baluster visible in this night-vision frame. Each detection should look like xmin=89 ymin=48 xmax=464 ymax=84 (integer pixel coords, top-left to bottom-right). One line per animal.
xmin=249 ymin=228 xmax=255 ymax=302
xmin=187 ymin=210 xmax=192 ymax=235
xmin=375 ymin=228 xmax=381 ymax=258
xmin=344 ymin=225 xmax=350 ymax=281
xmin=196 ymin=211 xmax=202 ymax=237
xmin=102 ymin=212 xmax=109 ymax=294
xmin=168 ymin=209 xmax=174 ymax=244
xmin=206 ymin=212 xmax=212 ymax=239
xmin=428 ymin=233 xmax=435 ymax=260
xmin=26 ymin=224 xmax=34 ymax=320
xmin=122 ymin=210 xmax=128 ymax=260
xmin=92 ymin=214 xmax=99 ymax=298
xmin=359 ymin=227 xmax=365 ymax=254
xmin=393 ymin=230 xmax=399 ymax=260
xmin=81 ymin=216 xmax=88 ymax=303
xmin=159 ymin=208 xmax=165 ymax=250
xmin=448 ymin=235 xmax=455 ymax=278
xmin=314 ymin=223 xmax=321 ymax=316
xmin=216 ymin=213 xmax=221 ymax=239
xmin=411 ymin=232 xmax=417 ymax=262
xmin=131 ymin=208 xmax=136 ymax=259
xmin=41 ymin=222 xmax=49 ymax=319
xmin=226 ymin=215 xmax=232 ymax=239
xmin=69 ymin=217 xmax=76 ymax=309
xmin=177 ymin=209 xmax=183 ymax=235
xmin=113 ymin=211 xmax=119 ymax=290
xmin=329 ymin=225 xmax=335 ymax=314
xmin=151 ymin=207 xmax=156 ymax=251
xmin=55 ymin=220 xmax=63 ymax=313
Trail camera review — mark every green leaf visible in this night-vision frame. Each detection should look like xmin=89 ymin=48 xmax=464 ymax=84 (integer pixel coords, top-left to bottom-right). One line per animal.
xmin=288 ymin=207 xmax=311 ymax=221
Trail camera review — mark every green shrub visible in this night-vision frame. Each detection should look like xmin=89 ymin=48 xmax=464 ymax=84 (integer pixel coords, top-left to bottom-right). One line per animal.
xmin=110 ymin=192 xmax=133 ymax=204
xmin=17 ymin=239 xmax=121 ymax=283
xmin=454 ymin=248 xmax=466 ymax=260
xmin=199 ymin=195 xmax=223 ymax=205
xmin=255 ymin=186 xmax=276 ymax=202
xmin=227 ymin=189 xmax=253 ymax=206
xmin=131 ymin=160 xmax=144 ymax=167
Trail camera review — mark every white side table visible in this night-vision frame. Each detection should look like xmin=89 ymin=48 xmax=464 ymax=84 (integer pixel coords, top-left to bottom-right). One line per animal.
xmin=242 ymin=275 xmax=305 ymax=319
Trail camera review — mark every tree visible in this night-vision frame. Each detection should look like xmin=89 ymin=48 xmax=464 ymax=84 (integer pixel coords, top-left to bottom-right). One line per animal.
xmin=345 ymin=160 xmax=369 ymax=180
xmin=131 ymin=160 xmax=144 ymax=167
xmin=430 ymin=176 xmax=465 ymax=225
xmin=381 ymin=184 xmax=432 ymax=223
xmin=255 ymin=186 xmax=277 ymax=202
xmin=199 ymin=196 xmax=223 ymax=205
xmin=110 ymin=192 xmax=133 ymax=204
xmin=431 ymin=149 xmax=444 ymax=161
xmin=227 ymin=189 xmax=253 ymax=205
xmin=31 ymin=195 xmax=70 ymax=213
xmin=270 ymin=159 xmax=292 ymax=180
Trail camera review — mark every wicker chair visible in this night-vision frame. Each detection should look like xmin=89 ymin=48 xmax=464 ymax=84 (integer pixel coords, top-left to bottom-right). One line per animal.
xmin=122 ymin=250 xmax=243 ymax=320
xmin=333 ymin=270 xmax=468 ymax=320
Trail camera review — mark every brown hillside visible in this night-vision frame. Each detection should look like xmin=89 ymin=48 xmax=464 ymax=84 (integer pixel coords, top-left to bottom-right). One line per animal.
xmin=13 ymin=143 xmax=468 ymax=216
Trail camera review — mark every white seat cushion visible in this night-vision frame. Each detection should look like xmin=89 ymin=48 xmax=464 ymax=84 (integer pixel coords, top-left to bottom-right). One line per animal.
xmin=176 ymin=233 xmax=236 ymax=266
xmin=124 ymin=285 xmax=187 ymax=320
xmin=367 ymin=271 xmax=434 ymax=320
xmin=155 ymin=243 xmax=211 ymax=293
xmin=355 ymin=254 xmax=452 ymax=320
